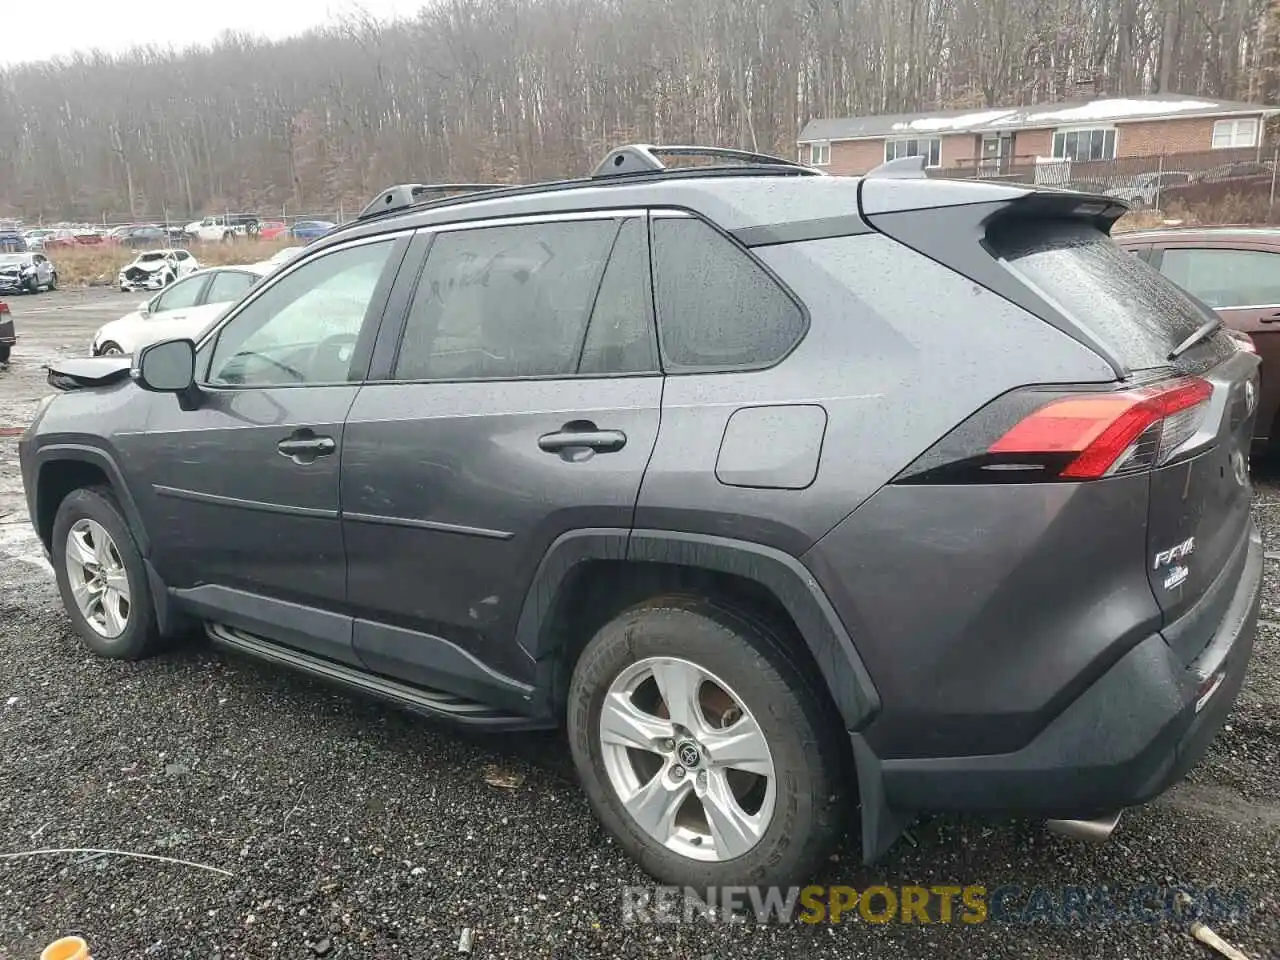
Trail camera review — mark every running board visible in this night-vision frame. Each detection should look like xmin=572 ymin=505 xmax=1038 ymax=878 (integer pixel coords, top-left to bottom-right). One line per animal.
xmin=206 ymin=623 xmax=545 ymax=730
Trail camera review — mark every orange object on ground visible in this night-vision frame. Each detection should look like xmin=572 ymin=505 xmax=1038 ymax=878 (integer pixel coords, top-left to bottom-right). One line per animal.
xmin=40 ymin=937 xmax=90 ymax=960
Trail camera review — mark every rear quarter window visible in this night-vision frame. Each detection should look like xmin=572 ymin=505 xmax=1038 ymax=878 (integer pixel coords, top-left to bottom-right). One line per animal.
xmin=651 ymin=217 xmax=806 ymax=371
xmin=991 ymin=220 xmax=1234 ymax=372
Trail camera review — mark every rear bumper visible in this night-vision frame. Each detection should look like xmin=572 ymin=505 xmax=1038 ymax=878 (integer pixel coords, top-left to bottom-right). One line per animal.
xmin=854 ymin=520 xmax=1261 ymax=852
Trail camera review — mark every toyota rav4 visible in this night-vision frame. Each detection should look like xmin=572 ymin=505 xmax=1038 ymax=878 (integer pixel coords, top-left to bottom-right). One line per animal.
xmin=19 ymin=146 xmax=1262 ymax=888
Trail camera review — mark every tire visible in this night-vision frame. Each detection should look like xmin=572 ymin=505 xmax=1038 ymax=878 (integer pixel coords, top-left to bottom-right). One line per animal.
xmin=568 ymin=596 xmax=846 ymax=888
xmin=51 ymin=486 xmax=162 ymax=660
xmin=25 ymin=276 xmax=38 ymax=294
xmin=0 ymin=343 xmax=10 ymax=365
xmin=162 ymin=272 xmax=174 ymax=287
xmin=97 ymin=341 xmax=124 ymax=356
xmin=47 ymin=272 xmax=56 ymax=291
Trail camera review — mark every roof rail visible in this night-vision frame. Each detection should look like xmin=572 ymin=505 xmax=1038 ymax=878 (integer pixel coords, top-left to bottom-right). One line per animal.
xmin=592 ymin=144 xmax=821 ymax=178
xmin=359 ymin=183 xmax=510 ymax=220
xmin=864 ymin=156 xmax=928 ymax=180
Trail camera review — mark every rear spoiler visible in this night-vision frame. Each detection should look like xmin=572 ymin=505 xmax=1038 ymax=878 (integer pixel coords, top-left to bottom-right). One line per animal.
xmin=859 ymin=166 xmax=1129 ymax=235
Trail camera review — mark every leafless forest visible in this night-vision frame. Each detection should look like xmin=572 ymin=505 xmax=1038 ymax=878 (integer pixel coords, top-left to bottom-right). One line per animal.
xmin=2 ymin=0 xmax=1278 ymax=222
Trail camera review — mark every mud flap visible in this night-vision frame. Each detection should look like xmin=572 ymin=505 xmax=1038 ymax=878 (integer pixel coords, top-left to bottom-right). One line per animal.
xmin=851 ymin=733 xmax=913 ymax=863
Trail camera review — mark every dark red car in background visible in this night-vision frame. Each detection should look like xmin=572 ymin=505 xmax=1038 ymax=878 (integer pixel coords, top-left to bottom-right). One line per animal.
xmin=1116 ymin=226 xmax=1280 ymax=450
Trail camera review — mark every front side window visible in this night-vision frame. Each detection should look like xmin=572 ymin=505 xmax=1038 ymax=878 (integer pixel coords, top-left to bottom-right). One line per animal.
xmin=1160 ymin=247 xmax=1280 ymax=309
xmin=152 ymin=275 xmax=207 ymax=313
xmin=1052 ymin=128 xmax=1116 ymax=162
xmin=394 ymin=219 xmax=617 ymax=381
xmin=809 ymin=142 xmax=831 ymax=166
xmin=207 ymin=241 xmax=394 ymax=386
xmin=1212 ymin=118 xmax=1259 ymax=150
xmin=884 ymin=137 xmax=942 ymax=167
xmin=651 ymin=216 xmax=806 ymax=371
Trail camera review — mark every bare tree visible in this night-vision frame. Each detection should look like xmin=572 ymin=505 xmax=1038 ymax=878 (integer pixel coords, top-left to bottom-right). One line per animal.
xmin=0 ymin=0 xmax=1273 ymax=223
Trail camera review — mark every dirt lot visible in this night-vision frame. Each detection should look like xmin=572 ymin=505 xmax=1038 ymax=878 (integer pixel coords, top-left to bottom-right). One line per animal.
xmin=0 ymin=289 xmax=1277 ymax=959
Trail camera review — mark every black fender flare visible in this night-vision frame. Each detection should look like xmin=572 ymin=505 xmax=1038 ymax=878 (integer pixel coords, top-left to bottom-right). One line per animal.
xmin=30 ymin=443 xmax=151 ymax=556
xmin=515 ymin=527 xmax=880 ymax=732
xmin=29 ymin=444 xmax=185 ymax=636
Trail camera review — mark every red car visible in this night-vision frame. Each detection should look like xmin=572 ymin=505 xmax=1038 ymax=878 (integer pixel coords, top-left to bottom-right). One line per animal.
xmin=1116 ymin=226 xmax=1280 ymax=448
xmin=258 ymin=220 xmax=288 ymax=241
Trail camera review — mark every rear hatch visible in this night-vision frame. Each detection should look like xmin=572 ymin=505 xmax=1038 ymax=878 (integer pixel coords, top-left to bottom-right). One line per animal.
xmin=993 ymin=219 xmax=1259 ymax=663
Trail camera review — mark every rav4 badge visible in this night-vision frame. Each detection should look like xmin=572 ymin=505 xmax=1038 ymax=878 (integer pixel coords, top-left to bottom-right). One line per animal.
xmin=1153 ymin=537 xmax=1195 ymax=571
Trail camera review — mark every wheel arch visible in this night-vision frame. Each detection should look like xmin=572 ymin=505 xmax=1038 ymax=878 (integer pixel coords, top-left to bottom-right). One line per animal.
xmin=517 ymin=528 xmax=880 ymax=734
xmin=32 ymin=445 xmax=150 ymax=556
xmin=33 ymin=445 xmax=187 ymax=636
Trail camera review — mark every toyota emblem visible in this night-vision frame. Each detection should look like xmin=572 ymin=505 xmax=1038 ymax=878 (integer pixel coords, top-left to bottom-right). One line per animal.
xmin=676 ymin=741 xmax=701 ymax=768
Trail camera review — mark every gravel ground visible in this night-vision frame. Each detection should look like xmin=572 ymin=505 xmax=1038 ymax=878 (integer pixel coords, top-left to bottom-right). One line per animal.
xmin=0 ymin=290 xmax=1277 ymax=959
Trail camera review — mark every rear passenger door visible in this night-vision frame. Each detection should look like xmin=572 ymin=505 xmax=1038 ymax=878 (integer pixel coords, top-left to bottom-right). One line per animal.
xmin=341 ymin=213 xmax=662 ymax=699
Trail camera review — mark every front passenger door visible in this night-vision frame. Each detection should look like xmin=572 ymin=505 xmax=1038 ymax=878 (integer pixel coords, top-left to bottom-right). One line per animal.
xmin=341 ymin=216 xmax=662 ymax=696
xmin=138 ymin=237 xmax=408 ymax=662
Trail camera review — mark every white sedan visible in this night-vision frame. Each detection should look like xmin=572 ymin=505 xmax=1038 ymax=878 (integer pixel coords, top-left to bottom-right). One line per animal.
xmin=118 ymin=249 xmax=200 ymax=292
xmin=92 ymin=264 xmax=270 ymax=356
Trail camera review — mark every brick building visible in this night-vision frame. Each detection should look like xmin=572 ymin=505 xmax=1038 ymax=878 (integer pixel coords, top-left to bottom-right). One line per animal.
xmin=797 ymin=94 xmax=1280 ymax=179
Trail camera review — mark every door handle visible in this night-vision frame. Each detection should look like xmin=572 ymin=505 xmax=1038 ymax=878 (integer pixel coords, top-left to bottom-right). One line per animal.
xmin=1260 ymin=312 xmax=1280 ymax=323
xmin=277 ymin=432 xmax=336 ymax=463
xmin=538 ymin=424 xmax=627 ymax=455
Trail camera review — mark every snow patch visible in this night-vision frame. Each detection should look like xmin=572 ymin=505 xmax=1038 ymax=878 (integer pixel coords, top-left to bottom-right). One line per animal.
xmin=1022 ymin=99 xmax=1217 ymax=124
xmin=890 ymin=109 xmax=1017 ymax=133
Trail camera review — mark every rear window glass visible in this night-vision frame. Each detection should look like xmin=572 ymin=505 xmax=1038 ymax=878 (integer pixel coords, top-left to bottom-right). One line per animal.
xmin=991 ymin=221 xmax=1233 ymax=371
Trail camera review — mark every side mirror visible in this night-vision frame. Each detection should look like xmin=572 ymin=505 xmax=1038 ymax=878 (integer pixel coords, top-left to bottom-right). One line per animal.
xmin=133 ymin=338 xmax=196 ymax=394
xmin=139 ymin=299 xmax=154 ymax=317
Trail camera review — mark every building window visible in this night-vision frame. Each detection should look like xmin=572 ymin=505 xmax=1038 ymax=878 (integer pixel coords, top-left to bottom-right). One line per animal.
xmin=808 ymin=142 xmax=830 ymax=166
xmin=884 ymin=137 xmax=942 ymax=167
xmin=1052 ymin=128 xmax=1117 ymax=162
xmin=1212 ymin=118 xmax=1259 ymax=150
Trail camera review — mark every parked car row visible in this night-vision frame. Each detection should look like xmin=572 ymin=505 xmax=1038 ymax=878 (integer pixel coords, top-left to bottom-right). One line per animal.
xmin=3 ymin=216 xmax=337 ymax=252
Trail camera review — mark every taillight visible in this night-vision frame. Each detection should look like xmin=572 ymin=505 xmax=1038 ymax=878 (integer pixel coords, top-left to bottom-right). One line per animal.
xmin=1226 ymin=329 xmax=1257 ymax=354
xmin=897 ymin=377 xmax=1213 ymax=484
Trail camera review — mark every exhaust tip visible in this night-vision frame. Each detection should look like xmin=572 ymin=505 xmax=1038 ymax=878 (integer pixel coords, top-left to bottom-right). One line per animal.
xmin=1045 ymin=811 xmax=1123 ymax=844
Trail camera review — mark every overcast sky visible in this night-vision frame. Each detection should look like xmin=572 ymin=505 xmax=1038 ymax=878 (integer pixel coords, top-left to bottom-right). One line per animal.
xmin=0 ymin=0 xmax=423 ymax=66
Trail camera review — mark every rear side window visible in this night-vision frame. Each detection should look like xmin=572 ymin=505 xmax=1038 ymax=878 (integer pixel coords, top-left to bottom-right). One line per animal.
xmin=992 ymin=221 xmax=1233 ymax=371
xmin=578 ymin=219 xmax=657 ymax=375
xmin=395 ymin=220 xmax=616 ymax=381
xmin=1159 ymin=247 xmax=1280 ymax=309
xmin=651 ymin=217 xmax=805 ymax=371
xmin=205 ymin=270 xmax=256 ymax=304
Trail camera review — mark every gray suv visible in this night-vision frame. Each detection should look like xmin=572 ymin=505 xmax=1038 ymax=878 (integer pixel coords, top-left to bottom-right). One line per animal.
xmin=18 ymin=146 xmax=1263 ymax=888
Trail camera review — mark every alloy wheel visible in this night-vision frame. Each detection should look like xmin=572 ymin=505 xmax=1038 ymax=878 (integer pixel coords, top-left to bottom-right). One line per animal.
xmin=64 ymin=519 xmax=131 ymax=639
xmin=599 ymin=656 xmax=776 ymax=862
